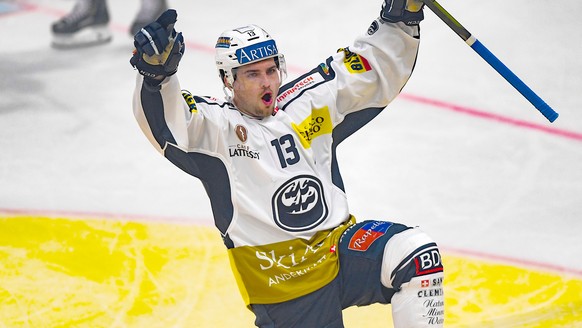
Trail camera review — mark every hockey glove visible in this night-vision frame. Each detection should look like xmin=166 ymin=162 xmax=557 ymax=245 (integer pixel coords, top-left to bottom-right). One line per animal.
xmin=130 ymin=9 xmax=184 ymax=84
xmin=380 ymin=0 xmax=424 ymax=26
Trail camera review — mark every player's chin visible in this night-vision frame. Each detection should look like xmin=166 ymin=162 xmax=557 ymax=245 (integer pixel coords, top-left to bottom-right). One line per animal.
xmin=258 ymin=100 xmax=275 ymax=116
xmin=259 ymin=105 xmax=275 ymax=117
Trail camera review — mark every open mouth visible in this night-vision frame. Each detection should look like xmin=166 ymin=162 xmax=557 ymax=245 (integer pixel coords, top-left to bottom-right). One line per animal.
xmin=261 ymin=92 xmax=273 ymax=105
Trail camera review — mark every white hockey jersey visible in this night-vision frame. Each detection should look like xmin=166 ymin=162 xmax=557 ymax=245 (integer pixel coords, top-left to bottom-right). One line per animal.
xmin=133 ymin=19 xmax=420 ymax=305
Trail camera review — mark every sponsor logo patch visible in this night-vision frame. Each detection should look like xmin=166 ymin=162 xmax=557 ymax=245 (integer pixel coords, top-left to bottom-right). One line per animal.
xmin=367 ymin=20 xmax=380 ymax=35
xmin=338 ymin=47 xmax=372 ymax=74
xmin=181 ymin=90 xmax=197 ymax=112
xmin=291 ymin=106 xmax=332 ymax=149
xmin=230 ymin=125 xmax=260 ymax=159
xmin=319 ymin=63 xmax=330 ymax=75
xmin=277 ymin=76 xmax=316 ymax=103
xmin=414 ymin=248 xmax=443 ymax=276
xmin=229 ymin=144 xmax=260 ymax=160
xmin=236 ymin=40 xmax=278 ymax=65
xmin=235 ymin=125 xmax=248 ymax=143
xmin=348 ymin=221 xmax=392 ymax=252
xmin=215 ymin=36 xmax=231 ymax=48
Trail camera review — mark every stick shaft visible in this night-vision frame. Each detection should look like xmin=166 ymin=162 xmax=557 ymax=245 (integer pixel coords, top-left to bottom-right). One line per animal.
xmin=421 ymin=0 xmax=559 ymax=122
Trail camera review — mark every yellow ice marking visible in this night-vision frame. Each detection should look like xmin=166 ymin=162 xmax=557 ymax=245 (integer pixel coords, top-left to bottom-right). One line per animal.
xmin=0 ymin=215 xmax=253 ymax=327
xmin=0 ymin=215 xmax=581 ymax=327
xmin=443 ymin=255 xmax=582 ymax=327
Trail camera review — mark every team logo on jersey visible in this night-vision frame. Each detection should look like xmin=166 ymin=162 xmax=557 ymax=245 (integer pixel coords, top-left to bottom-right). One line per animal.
xmin=291 ymin=106 xmax=332 ymax=149
xmin=338 ymin=47 xmax=372 ymax=74
xmin=347 ymin=221 xmax=392 ymax=252
xmin=272 ymin=175 xmax=328 ymax=232
xmin=235 ymin=125 xmax=248 ymax=143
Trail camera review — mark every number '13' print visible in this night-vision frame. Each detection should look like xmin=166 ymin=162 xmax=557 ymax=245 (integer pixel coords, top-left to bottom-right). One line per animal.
xmin=270 ymin=134 xmax=300 ymax=168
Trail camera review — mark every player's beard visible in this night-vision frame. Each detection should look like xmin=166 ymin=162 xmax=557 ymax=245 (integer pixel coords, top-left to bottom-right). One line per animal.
xmin=234 ymin=87 xmax=277 ymax=118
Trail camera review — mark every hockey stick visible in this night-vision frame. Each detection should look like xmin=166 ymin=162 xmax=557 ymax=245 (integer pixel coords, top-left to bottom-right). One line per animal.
xmin=421 ymin=0 xmax=559 ymax=123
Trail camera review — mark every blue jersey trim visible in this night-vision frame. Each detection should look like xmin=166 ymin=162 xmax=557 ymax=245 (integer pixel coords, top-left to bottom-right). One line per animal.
xmin=165 ymin=144 xmax=234 ymax=241
xmin=278 ymin=56 xmax=336 ymax=112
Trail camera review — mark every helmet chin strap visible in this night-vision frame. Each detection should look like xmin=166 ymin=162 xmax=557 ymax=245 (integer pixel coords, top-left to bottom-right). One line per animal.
xmin=222 ymin=85 xmax=234 ymax=103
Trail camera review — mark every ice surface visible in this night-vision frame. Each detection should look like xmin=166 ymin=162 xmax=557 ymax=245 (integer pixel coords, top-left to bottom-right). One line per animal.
xmin=1 ymin=0 xmax=581 ymax=274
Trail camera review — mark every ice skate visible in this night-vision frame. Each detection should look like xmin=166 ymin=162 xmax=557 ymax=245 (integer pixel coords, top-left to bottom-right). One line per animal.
xmin=51 ymin=0 xmax=112 ymax=49
xmin=129 ymin=0 xmax=168 ymax=36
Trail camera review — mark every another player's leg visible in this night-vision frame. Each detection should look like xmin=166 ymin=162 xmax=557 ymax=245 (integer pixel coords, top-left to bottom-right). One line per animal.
xmin=51 ymin=0 xmax=112 ymax=49
xmin=129 ymin=0 xmax=168 ymax=36
xmin=381 ymin=229 xmax=445 ymax=327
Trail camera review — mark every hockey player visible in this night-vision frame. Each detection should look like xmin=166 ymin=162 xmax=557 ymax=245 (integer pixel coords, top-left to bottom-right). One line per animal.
xmin=51 ymin=0 xmax=168 ymax=49
xmin=130 ymin=0 xmax=444 ymax=326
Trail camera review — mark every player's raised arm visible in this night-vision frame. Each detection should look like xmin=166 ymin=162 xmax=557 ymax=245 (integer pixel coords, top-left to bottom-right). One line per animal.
xmin=130 ymin=9 xmax=184 ymax=86
xmin=130 ymin=9 xmax=190 ymax=154
xmin=331 ymin=0 xmax=425 ymax=116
